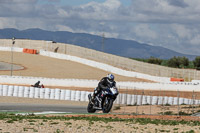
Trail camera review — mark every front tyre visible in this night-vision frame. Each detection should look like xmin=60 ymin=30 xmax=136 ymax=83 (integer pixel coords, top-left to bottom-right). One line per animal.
xmin=87 ymin=102 xmax=96 ymax=113
xmin=102 ymin=97 xmax=113 ymax=113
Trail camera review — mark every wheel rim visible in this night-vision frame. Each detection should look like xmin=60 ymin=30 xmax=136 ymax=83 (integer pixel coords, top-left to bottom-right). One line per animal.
xmin=103 ymin=98 xmax=109 ymax=109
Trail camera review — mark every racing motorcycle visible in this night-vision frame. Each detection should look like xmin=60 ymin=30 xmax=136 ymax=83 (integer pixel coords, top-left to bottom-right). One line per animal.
xmin=87 ymin=87 xmax=119 ymax=113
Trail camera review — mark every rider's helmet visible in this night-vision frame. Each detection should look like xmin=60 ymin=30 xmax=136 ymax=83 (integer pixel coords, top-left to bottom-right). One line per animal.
xmin=107 ymin=74 xmax=114 ymax=82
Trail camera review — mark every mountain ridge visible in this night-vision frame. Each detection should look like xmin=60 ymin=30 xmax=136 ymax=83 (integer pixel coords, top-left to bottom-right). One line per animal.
xmin=0 ymin=28 xmax=197 ymax=60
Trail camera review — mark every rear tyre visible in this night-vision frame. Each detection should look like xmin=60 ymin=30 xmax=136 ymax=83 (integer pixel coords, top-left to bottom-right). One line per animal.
xmin=102 ymin=97 xmax=113 ymax=113
xmin=87 ymin=102 xmax=96 ymax=113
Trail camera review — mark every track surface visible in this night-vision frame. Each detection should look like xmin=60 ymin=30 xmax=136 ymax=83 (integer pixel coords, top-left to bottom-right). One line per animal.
xmin=0 ymin=103 xmax=87 ymax=113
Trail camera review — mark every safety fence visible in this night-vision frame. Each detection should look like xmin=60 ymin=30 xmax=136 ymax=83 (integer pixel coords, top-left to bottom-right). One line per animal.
xmin=0 ymin=84 xmax=199 ymax=106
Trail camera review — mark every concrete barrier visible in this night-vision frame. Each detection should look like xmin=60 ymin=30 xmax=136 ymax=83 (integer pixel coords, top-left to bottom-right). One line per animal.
xmin=7 ymin=86 xmax=14 ymax=96
xmin=50 ymin=89 xmax=55 ymax=99
xmin=65 ymin=90 xmax=71 ymax=100
xmin=60 ymin=89 xmax=65 ymax=100
xmin=29 ymin=87 xmax=35 ymax=98
xmin=2 ymin=85 xmax=8 ymax=96
xmin=13 ymin=86 xmax=19 ymax=97
xmin=55 ymin=89 xmax=61 ymax=100
xmin=44 ymin=88 xmax=50 ymax=99
xmin=0 ymin=84 xmax=199 ymax=106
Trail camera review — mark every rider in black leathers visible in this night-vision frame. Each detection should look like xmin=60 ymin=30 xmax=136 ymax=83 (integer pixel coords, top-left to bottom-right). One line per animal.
xmin=33 ymin=81 xmax=40 ymax=88
xmin=91 ymin=74 xmax=116 ymax=102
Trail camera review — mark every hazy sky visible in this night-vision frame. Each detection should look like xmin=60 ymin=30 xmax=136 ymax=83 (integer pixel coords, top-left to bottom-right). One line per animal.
xmin=0 ymin=0 xmax=200 ymax=55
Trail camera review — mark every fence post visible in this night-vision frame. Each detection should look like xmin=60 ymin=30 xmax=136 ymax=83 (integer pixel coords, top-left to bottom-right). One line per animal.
xmin=136 ymin=90 xmax=138 ymax=115
xmin=150 ymin=91 xmax=152 ymax=115
xmin=162 ymin=90 xmax=165 ymax=115
xmin=192 ymin=90 xmax=195 ymax=114
xmin=177 ymin=90 xmax=180 ymax=116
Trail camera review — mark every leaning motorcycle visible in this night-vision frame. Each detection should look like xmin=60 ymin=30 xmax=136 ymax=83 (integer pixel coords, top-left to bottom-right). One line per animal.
xmin=87 ymin=87 xmax=119 ymax=113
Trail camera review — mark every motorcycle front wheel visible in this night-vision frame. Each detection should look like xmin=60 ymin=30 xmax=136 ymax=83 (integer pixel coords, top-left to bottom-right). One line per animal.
xmin=102 ymin=97 xmax=113 ymax=113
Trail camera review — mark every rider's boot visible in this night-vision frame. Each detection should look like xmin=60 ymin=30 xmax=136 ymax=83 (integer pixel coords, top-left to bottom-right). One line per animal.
xmin=91 ymin=94 xmax=95 ymax=104
xmin=91 ymin=88 xmax=98 ymax=104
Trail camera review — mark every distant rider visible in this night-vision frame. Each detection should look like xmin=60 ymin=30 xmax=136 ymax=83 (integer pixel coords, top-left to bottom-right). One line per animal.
xmin=91 ymin=74 xmax=116 ymax=102
xmin=32 ymin=81 xmax=41 ymax=88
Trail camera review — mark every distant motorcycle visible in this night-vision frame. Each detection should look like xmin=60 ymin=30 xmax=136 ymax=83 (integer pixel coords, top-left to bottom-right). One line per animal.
xmin=31 ymin=81 xmax=45 ymax=88
xmin=87 ymin=87 xmax=119 ymax=113
xmin=31 ymin=84 xmax=45 ymax=88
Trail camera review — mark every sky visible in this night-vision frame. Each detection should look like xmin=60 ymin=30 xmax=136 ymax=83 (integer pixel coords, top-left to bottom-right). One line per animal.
xmin=0 ymin=0 xmax=200 ymax=55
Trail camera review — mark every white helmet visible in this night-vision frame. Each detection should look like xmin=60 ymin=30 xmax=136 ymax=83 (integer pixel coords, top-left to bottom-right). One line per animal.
xmin=107 ymin=74 xmax=114 ymax=82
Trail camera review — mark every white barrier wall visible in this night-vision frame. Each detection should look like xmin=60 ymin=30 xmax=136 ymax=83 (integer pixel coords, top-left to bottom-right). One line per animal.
xmin=39 ymin=50 xmax=170 ymax=83
xmin=0 ymin=85 xmax=2 ymax=96
xmin=0 ymin=46 xmax=23 ymax=53
xmin=29 ymin=87 xmax=35 ymax=98
xmin=60 ymin=89 xmax=65 ymax=100
xmin=65 ymin=90 xmax=71 ymax=100
xmin=50 ymin=89 xmax=55 ymax=99
xmin=34 ymin=88 xmax=39 ymax=98
xmin=0 ymin=85 xmax=200 ymax=105
xmin=13 ymin=86 xmax=19 ymax=97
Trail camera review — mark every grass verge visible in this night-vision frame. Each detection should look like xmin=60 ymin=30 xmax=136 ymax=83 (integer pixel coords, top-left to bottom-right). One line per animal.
xmin=0 ymin=113 xmax=200 ymax=126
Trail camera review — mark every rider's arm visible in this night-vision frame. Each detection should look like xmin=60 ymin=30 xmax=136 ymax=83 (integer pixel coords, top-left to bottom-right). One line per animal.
xmin=113 ymin=81 xmax=116 ymax=87
xmin=98 ymin=78 xmax=108 ymax=89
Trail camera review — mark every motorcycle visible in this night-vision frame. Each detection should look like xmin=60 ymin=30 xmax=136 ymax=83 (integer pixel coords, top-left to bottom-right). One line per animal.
xmin=31 ymin=84 xmax=44 ymax=88
xmin=87 ymin=86 xmax=119 ymax=113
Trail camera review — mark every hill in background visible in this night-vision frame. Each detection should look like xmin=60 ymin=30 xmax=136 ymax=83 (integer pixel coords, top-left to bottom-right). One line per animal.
xmin=0 ymin=28 xmax=197 ymax=60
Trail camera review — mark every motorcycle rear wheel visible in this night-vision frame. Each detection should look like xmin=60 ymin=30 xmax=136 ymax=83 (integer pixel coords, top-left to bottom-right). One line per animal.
xmin=87 ymin=102 xmax=96 ymax=113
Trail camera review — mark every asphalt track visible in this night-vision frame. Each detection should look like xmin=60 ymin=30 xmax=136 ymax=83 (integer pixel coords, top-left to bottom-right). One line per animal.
xmin=0 ymin=103 xmax=87 ymax=114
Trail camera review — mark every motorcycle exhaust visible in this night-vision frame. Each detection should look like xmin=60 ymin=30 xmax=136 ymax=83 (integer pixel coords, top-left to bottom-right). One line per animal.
xmin=93 ymin=107 xmax=102 ymax=110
